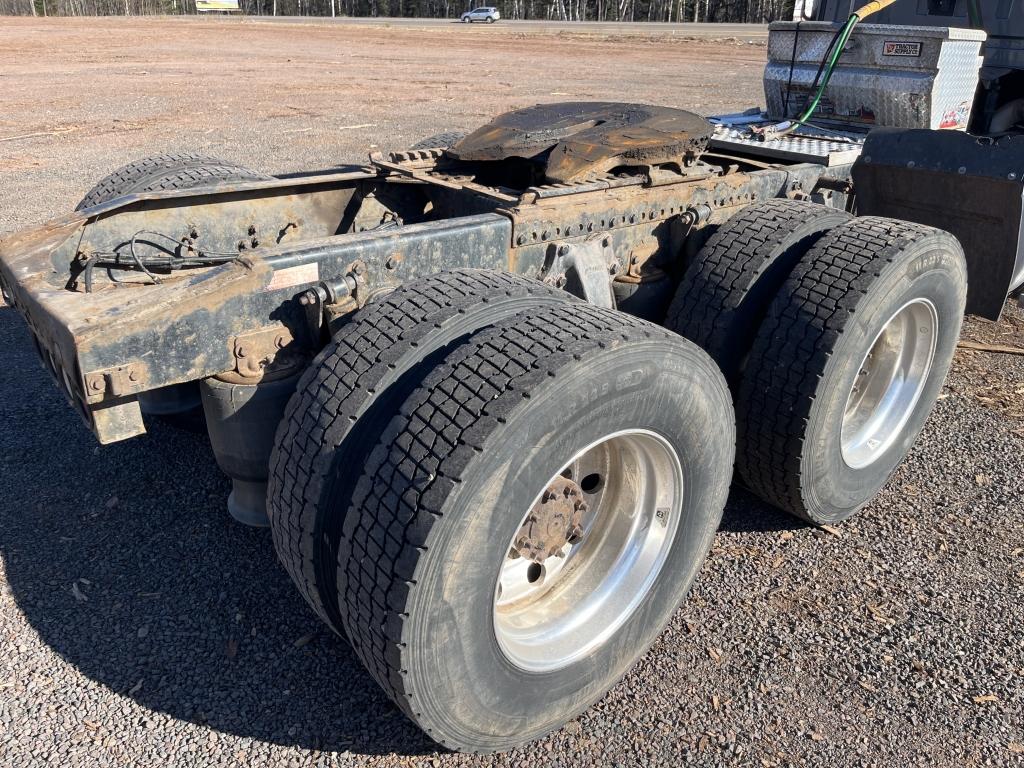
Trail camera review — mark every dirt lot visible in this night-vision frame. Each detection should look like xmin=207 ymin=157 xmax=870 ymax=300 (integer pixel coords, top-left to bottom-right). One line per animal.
xmin=0 ymin=16 xmax=766 ymax=229
xmin=1 ymin=16 xmax=1023 ymax=768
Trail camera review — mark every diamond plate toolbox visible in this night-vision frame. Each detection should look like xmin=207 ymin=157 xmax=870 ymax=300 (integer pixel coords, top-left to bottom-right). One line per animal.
xmin=764 ymin=22 xmax=986 ymax=131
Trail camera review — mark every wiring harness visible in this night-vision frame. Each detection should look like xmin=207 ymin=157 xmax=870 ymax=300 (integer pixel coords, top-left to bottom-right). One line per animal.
xmin=75 ymin=230 xmax=246 ymax=293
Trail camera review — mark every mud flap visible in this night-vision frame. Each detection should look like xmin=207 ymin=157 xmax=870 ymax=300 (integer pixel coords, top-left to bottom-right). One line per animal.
xmin=852 ymin=128 xmax=1024 ymax=319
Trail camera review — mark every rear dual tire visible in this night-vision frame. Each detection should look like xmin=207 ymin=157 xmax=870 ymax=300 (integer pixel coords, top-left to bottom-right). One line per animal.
xmin=76 ymin=151 xmax=270 ymax=212
xmin=736 ymin=217 xmax=967 ymax=524
xmin=76 ymin=153 xmax=270 ymax=430
xmin=270 ymin=273 xmax=734 ymax=751
xmin=667 ymin=199 xmax=852 ymax=389
xmin=268 ymin=270 xmax=572 ymax=633
xmin=668 ymin=205 xmax=966 ymax=525
xmin=336 ymin=302 xmax=733 ymax=751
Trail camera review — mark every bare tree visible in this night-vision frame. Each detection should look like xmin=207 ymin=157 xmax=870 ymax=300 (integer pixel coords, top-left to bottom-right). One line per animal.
xmin=0 ymin=0 xmax=793 ymax=23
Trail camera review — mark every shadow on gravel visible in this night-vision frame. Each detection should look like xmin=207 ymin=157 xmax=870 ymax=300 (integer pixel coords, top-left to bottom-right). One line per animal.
xmin=0 ymin=307 xmax=434 ymax=757
xmin=718 ymin=485 xmax=808 ymax=534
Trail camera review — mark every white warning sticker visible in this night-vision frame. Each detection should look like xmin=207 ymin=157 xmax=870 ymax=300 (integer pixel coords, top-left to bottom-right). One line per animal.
xmin=265 ymin=262 xmax=319 ymax=292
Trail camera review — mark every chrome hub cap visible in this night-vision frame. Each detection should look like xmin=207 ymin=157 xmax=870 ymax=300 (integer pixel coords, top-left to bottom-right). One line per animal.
xmin=493 ymin=430 xmax=683 ymax=672
xmin=841 ymin=298 xmax=938 ymax=470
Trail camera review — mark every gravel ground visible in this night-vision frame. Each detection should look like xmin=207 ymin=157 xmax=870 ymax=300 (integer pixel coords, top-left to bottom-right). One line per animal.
xmin=1 ymin=17 xmax=1023 ymax=768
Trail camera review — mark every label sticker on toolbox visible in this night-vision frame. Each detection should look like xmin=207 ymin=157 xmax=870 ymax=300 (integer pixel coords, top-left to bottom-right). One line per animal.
xmin=883 ymin=41 xmax=922 ymax=57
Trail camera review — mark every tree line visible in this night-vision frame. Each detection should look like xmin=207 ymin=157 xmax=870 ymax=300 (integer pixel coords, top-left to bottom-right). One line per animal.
xmin=1 ymin=0 xmax=796 ymax=22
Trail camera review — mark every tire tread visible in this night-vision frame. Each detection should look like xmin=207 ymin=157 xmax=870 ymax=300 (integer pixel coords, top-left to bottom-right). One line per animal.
xmin=336 ymin=303 xmax=685 ymax=747
xmin=666 ymin=199 xmax=851 ymax=385
xmin=268 ymin=270 xmax=569 ymax=631
xmin=736 ymin=216 xmax=955 ymax=520
xmin=76 ymin=152 xmax=270 ymax=210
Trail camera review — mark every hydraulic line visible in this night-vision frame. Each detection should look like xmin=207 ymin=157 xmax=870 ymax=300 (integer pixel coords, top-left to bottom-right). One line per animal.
xmin=77 ymin=229 xmax=247 ymax=293
xmin=759 ymin=0 xmax=904 ymax=139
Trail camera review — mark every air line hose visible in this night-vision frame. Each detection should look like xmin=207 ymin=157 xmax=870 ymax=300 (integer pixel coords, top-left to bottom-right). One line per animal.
xmin=764 ymin=0 xmax=904 ymax=139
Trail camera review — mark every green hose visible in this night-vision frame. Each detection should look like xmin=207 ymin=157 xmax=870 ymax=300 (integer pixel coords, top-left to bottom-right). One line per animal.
xmin=764 ymin=0 xmax=909 ymax=140
xmin=779 ymin=13 xmax=860 ymax=136
xmin=967 ymin=0 xmax=983 ymax=29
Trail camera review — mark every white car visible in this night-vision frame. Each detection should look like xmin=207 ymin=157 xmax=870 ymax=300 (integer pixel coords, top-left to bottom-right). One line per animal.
xmin=460 ymin=6 xmax=500 ymax=22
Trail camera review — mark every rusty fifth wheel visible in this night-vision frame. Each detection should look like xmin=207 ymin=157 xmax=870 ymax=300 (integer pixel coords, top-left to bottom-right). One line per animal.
xmin=333 ymin=301 xmax=734 ymax=752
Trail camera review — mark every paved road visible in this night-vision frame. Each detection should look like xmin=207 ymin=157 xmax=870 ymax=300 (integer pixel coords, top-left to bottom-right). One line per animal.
xmin=248 ymin=16 xmax=771 ymax=41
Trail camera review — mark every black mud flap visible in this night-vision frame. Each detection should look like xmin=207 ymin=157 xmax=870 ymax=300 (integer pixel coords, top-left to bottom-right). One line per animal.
xmin=852 ymin=129 xmax=1024 ymax=320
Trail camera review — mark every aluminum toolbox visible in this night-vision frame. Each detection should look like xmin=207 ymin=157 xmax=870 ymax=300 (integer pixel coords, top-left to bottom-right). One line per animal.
xmin=765 ymin=21 xmax=985 ymax=131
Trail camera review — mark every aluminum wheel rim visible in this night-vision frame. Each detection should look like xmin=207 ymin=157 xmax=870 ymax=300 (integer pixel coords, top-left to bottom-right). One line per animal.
xmin=492 ymin=429 xmax=683 ymax=673
xmin=841 ymin=298 xmax=938 ymax=470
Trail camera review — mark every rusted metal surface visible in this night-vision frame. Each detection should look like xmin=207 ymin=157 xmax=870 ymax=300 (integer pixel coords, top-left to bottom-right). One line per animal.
xmin=452 ymin=102 xmax=714 ymax=183
xmin=0 ymin=109 xmax=855 ymax=445
xmin=505 ymin=162 xmax=834 ymax=281
xmin=229 ymin=325 xmax=298 ymax=380
xmin=513 ymin=476 xmax=587 ymax=564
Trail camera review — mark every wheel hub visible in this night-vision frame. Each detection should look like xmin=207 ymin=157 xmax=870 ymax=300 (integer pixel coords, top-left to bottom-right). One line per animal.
xmin=840 ymin=298 xmax=938 ymax=469
xmin=513 ymin=477 xmax=587 ymax=563
xmin=493 ymin=430 xmax=684 ymax=673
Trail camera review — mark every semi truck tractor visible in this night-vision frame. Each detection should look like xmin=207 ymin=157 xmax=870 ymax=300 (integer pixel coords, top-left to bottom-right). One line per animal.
xmin=1 ymin=0 xmax=1020 ymax=752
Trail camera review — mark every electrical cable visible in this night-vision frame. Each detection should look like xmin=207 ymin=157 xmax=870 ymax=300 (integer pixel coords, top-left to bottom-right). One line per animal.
xmin=78 ymin=229 xmax=248 ymax=292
